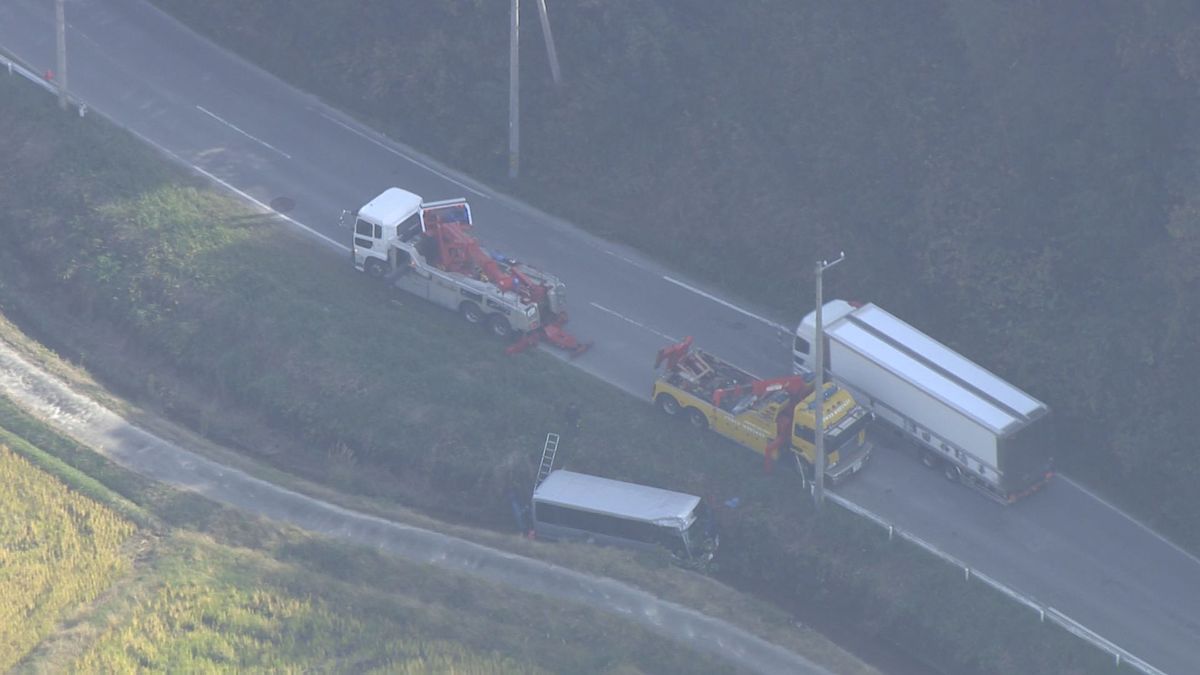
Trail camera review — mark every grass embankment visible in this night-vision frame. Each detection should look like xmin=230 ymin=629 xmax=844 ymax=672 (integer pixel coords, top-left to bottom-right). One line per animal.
xmin=0 ymin=400 xmax=735 ymax=675
xmin=0 ymin=74 xmax=1120 ymax=674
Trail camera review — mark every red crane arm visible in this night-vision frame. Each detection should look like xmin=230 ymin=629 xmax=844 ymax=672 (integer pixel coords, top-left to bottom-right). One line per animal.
xmin=711 ymin=376 xmax=811 ymax=409
xmin=655 ymin=337 xmax=695 ymax=370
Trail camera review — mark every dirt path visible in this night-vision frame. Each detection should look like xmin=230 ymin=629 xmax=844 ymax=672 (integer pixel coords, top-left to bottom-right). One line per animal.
xmin=0 ymin=339 xmax=831 ymax=675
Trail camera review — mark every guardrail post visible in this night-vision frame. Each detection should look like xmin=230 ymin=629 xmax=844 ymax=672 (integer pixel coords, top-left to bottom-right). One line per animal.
xmin=1039 ymin=608 xmax=1044 ymax=622
xmin=887 ymin=525 xmax=893 ymax=541
xmin=964 ymin=567 xmax=971 ymax=581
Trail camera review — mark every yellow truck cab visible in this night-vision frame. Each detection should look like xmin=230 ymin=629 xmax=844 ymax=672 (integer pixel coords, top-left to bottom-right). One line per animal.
xmin=653 ymin=337 xmax=872 ymax=483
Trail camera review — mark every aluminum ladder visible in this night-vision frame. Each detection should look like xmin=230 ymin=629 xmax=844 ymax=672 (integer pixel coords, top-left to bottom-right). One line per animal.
xmin=535 ymin=432 xmax=560 ymax=487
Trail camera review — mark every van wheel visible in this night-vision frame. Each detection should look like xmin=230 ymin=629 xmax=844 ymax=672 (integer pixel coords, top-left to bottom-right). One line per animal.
xmin=487 ymin=314 xmax=513 ymax=339
xmin=687 ymin=408 xmax=709 ymax=430
xmin=460 ymin=302 xmax=484 ymax=325
xmin=656 ymin=394 xmax=681 ymax=416
xmin=364 ymin=258 xmax=388 ymax=278
xmin=944 ymin=463 xmax=963 ymax=483
xmin=920 ymin=450 xmax=940 ymax=469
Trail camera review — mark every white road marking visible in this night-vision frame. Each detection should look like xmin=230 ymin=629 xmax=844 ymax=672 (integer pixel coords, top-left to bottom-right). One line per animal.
xmin=589 ymin=302 xmax=676 ymax=342
xmin=195 ymin=105 xmax=293 ymax=159
xmin=1060 ymin=476 xmax=1200 ymax=568
xmin=604 ymin=249 xmax=642 ymax=267
xmin=661 ymin=276 xmax=791 ymax=333
xmin=314 ymin=109 xmax=489 ymax=199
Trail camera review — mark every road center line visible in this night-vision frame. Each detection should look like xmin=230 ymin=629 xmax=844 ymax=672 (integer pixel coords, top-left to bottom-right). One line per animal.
xmin=314 ymin=109 xmax=489 ymax=200
xmin=589 ymin=302 xmax=677 ymax=342
xmin=603 ymin=249 xmax=644 ymax=268
xmin=661 ymin=276 xmax=791 ymax=333
xmin=195 ymin=105 xmax=293 ymax=159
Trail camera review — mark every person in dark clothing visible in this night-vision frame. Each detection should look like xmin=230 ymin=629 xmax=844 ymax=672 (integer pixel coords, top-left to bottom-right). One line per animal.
xmin=563 ymin=401 xmax=581 ymax=432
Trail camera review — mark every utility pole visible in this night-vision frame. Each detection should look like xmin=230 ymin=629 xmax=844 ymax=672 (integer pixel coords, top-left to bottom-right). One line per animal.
xmin=508 ymin=0 xmax=520 ymax=178
xmin=812 ymin=252 xmax=845 ymax=510
xmin=55 ymin=0 xmax=68 ymax=111
xmin=534 ymin=0 xmax=561 ymax=85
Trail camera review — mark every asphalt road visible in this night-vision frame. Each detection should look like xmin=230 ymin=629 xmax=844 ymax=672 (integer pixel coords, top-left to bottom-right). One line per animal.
xmin=2 ymin=1 xmax=1198 ymax=672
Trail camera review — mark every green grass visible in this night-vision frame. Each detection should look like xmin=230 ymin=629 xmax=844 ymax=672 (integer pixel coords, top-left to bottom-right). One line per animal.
xmin=0 ymin=399 xmax=737 ymax=675
xmin=72 ymin=537 xmax=546 ymax=674
xmin=0 ymin=442 xmax=136 ymax=672
xmin=0 ymin=69 xmax=1130 ymax=675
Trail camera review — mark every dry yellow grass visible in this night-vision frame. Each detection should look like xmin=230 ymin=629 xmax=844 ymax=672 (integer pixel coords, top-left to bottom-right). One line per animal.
xmin=0 ymin=443 xmax=136 ymax=671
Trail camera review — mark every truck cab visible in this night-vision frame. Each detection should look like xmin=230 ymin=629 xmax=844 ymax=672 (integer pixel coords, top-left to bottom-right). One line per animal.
xmin=347 ymin=187 xmax=423 ymax=278
xmin=792 ymin=299 xmax=857 ymax=374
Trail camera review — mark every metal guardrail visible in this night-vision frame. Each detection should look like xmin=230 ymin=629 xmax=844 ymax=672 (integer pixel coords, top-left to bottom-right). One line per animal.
xmin=826 ymin=491 xmax=1166 ymax=674
xmin=2 ymin=51 xmax=55 ymax=94
xmin=2 ymin=50 xmax=86 ymax=116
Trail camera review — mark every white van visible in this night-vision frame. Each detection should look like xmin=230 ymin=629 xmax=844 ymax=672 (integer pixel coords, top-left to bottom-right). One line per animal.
xmin=532 ymin=470 xmax=718 ymax=563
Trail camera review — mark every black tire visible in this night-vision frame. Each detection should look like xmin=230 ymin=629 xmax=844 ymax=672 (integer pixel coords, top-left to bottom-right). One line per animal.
xmin=920 ymin=450 xmax=940 ymax=469
xmin=656 ymin=394 xmax=681 ymax=416
xmin=944 ymin=463 xmax=963 ymax=483
xmin=487 ymin=314 xmax=513 ymax=339
xmin=364 ymin=258 xmax=388 ymax=279
xmin=687 ymin=408 xmax=709 ymax=430
xmin=460 ymin=302 xmax=484 ymax=325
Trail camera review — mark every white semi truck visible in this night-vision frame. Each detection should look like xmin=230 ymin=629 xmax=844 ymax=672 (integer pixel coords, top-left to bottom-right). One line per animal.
xmin=793 ymin=300 xmax=1053 ymax=503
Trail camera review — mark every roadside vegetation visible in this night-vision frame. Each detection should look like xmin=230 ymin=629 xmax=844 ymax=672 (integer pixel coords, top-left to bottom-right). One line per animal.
xmin=0 ymin=73 xmax=1126 ymax=674
xmin=144 ymin=0 xmax=1200 ymax=553
xmin=0 ymin=398 xmax=741 ymax=675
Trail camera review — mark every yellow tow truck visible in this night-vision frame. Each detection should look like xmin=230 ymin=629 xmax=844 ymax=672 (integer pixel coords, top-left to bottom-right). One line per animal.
xmin=652 ymin=337 xmax=872 ymax=483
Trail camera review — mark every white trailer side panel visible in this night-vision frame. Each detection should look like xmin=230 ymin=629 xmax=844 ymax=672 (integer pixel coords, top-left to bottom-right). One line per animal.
xmin=828 ymin=339 xmax=1000 ymax=468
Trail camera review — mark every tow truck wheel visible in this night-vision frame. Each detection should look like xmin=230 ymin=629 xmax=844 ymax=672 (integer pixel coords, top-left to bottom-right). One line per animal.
xmin=687 ymin=408 xmax=709 ymax=430
xmin=487 ymin=314 xmax=513 ymax=339
xmin=364 ymin=258 xmax=387 ymax=279
xmin=460 ymin=302 xmax=484 ymax=325
xmin=656 ymin=394 xmax=681 ymax=416
xmin=944 ymin=463 xmax=963 ymax=483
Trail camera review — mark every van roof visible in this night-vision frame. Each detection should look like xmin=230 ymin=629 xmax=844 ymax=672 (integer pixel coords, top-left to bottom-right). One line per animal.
xmin=533 ymin=470 xmax=699 ymax=530
xmin=357 ymin=188 xmax=422 ymax=227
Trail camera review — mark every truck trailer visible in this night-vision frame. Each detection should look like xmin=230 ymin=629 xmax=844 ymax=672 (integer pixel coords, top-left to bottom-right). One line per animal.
xmin=793 ymin=301 xmax=1052 ymax=503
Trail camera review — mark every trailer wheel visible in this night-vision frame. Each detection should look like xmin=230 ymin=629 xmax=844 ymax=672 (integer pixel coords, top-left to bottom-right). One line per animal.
xmin=656 ymin=394 xmax=681 ymax=416
xmin=920 ymin=450 xmax=940 ymax=469
xmin=460 ymin=302 xmax=485 ymax=325
xmin=364 ymin=258 xmax=388 ymax=279
xmin=487 ymin=314 xmax=513 ymax=339
xmin=686 ymin=408 xmax=709 ymax=430
xmin=943 ymin=463 xmax=963 ymax=483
